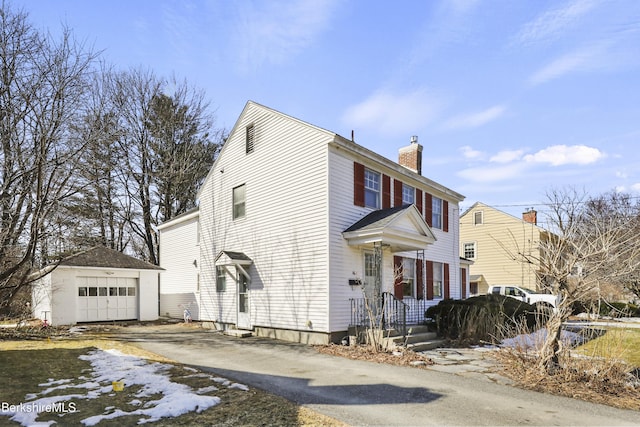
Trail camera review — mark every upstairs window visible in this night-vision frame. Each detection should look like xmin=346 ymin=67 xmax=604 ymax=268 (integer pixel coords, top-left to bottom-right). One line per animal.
xmin=402 ymin=183 xmax=414 ymax=205
xmin=432 ymin=197 xmax=443 ymax=229
xmin=246 ymin=124 xmax=255 ymax=154
xmin=364 ymin=169 xmax=380 ymax=209
xmin=474 ymin=211 xmax=483 ymax=225
xmin=233 ymin=184 xmax=246 ymax=219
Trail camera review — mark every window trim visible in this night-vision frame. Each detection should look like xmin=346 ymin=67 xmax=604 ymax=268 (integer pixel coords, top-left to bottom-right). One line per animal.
xmin=463 ymin=241 xmax=476 ymax=260
xmin=364 ymin=168 xmax=381 ymax=209
xmin=432 ymin=261 xmax=444 ymax=299
xmin=216 ymin=266 xmax=226 ymax=292
xmin=402 ymin=183 xmax=415 ymax=206
xmin=432 ymin=197 xmax=443 ymax=229
xmin=474 ymin=211 xmax=483 ymax=225
xmin=232 ymin=184 xmax=246 ymax=220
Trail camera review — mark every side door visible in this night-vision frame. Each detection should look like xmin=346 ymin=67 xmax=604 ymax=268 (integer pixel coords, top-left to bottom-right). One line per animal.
xmin=236 ymin=269 xmax=251 ymax=330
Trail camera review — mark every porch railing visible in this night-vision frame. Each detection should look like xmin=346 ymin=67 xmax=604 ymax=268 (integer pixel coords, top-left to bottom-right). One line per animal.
xmin=350 ymin=292 xmax=413 ymax=338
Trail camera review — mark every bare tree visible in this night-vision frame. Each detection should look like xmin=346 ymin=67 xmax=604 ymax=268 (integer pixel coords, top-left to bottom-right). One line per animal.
xmin=0 ymin=3 xmax=95 ymax=308
xmin=533 ymin=188 xmax=640 ymax=371
xmin=146 ymin=78 xmax=220 ymax=222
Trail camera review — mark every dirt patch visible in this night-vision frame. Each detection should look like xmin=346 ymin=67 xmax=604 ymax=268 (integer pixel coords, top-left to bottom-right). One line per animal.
xmin=315 ymin=344 xmax=435 ymax=368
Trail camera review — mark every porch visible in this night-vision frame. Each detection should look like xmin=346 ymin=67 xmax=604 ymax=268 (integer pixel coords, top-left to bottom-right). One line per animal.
xmin=349 ymin=292 xmax=432 ymax=336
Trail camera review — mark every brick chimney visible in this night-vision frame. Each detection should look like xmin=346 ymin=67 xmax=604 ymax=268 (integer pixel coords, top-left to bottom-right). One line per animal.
xmin=523 ymin=208 xmax=537 ymax=225
xmin=399 ymin=135 xmax=422 ymax=175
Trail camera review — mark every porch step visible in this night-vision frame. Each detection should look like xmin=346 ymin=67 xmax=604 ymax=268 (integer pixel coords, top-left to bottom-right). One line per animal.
xmin=224 ymin=328 xmax=253 ymax=338
xmin=383 ymin=328 xmax=443 ymax=352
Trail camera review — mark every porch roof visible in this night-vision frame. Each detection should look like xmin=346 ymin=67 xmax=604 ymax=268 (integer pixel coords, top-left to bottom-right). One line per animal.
xmin=215 ymin=251 xmax=252 ymax=266
xmin=342 ymin=205 xmax=436 ymax=252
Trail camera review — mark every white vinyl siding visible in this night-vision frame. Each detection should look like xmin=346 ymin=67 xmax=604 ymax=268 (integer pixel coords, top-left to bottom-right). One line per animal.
xmin=158 ymin=212 xmax=201 ymax=320
xmin=328 ymin=147 xmax=463 ymax=330
xmin=198 ymin=103 xmax=331 ymax=333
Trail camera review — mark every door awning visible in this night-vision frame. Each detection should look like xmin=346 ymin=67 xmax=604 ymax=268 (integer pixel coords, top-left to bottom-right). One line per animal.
xmin=215 ymin=251 xmax=252 ymax=280
xmin=342 ymin=205 xmax=436 ymax=252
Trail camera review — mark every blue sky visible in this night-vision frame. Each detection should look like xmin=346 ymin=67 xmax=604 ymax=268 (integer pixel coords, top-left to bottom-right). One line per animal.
xmin=17 ymin=0 xmax=640 ymax=219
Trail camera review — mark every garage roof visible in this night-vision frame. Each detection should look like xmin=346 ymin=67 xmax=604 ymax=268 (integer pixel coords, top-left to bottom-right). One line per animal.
xmin=59 ymin=246 xmax=164 ymax=270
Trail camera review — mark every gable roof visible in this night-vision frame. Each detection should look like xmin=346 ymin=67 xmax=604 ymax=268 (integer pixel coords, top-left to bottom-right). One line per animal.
xmin=342 ymin=204 xmax=436 ymax=252
xmin=461 ymin=201 xmax=545 ymax=232
xmin=197 ymin=100 xmax=464 ymax=203
xmin=58 ymin=246 xmax=164 ymax=271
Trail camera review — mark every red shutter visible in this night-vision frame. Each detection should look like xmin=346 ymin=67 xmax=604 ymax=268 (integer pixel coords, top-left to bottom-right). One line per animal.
xmin=444 ymin=263 xmax=450 ymax=299
xmin=424 ymin=192 xmax=433 ymax=227
xmin=394 ymin=179 xmax=403 ymax=207
xmin=393 ymin=256 xmax=403 ymax=299
xmin=416 ymin=259 xmax=424 ymax=300
xmin=443 ymin=200 xmax=449 ymax=232
xmin=460 ymin=267 xmax=467 ymax=299
xmin=382 ymin=174 xmax=391 ymax=209
xmin=416 ymin=189 xmax=423 ymax=214
xmin=354 ymin=162 xmax=365 ymax=207
xmin=426 ymin=260 xmax=434 ymax=300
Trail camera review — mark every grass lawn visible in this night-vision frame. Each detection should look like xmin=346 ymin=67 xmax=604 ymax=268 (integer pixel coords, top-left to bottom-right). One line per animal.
xmin=0 ymin=338 xmax=342 ymax=426
xmin=575 ymin=327 xmax=640 ymax=367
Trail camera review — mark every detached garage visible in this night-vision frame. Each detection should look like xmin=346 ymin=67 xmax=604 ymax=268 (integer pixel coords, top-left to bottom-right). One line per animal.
xmin=32 ymin=246 xmax=163 ymax=325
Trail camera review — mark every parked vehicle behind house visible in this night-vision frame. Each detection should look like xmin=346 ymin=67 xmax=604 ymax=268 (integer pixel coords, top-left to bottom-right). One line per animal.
xmin=488 ymin=285 xmax=558 ymax=309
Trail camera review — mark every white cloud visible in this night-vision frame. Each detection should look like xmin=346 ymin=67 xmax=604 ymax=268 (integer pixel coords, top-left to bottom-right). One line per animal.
xmin=342 ymin=88 xmax=443 ymax=134
xmin=631 ymin=183 xmax=640 ymax=192
xmin=460 ymin=145 xmax=484 ymax=160
xmin=233 ymin=0 xmax=337 ymax=71
xmin=490 ymin=149 xmax=525 ymax=163
xmin=528 ymin=43 xmax=609 ymax=85
xmin=513 ymin=0 xmax=598 ymax=46
xmin=523 ymin=144 xmax=605 ymax=166
xmin=443 ymin=105 xmax=506 ymax=130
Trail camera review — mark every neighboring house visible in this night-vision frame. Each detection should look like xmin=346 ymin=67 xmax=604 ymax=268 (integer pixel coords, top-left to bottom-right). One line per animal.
xmin=159 ymin=101 xmax=465 ymax=344
xmin=31 ymin=246 xmax=163 ymax=325
xmin=459 ymin=202 xmax=545 ymax=295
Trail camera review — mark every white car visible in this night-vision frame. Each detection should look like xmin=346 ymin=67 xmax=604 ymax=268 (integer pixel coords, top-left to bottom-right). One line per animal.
xmin=488 ymin=285 xmax=558 ymax=309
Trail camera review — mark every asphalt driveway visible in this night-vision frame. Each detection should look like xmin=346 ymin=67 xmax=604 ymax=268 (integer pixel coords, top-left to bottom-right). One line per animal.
xmin=110 ymin=324 xmax=639 ymax=426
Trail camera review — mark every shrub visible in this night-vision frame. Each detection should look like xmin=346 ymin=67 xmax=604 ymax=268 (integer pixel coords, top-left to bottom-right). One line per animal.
xmin=425 ymin=294 xmax=538 ymax=344
xmin=600 ymin=302 xmax=640 ymax=317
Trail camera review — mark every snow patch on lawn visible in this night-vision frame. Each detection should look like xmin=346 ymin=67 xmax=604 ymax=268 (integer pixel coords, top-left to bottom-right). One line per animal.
xmin=0 ymin=348 xmax=249 ymax=426
xmin=501 ymin=329 xmax=584 ymax=350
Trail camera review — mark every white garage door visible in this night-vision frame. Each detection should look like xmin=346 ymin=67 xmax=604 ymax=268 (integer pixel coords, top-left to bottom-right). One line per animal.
xmin=77 ymin=276 xmax=138 ymax=322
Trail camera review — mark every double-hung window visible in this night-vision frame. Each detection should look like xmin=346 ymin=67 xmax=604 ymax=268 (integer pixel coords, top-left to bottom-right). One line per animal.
xmin=216 ymin=266 xmax=226 ymax=292
xmin=432 ymin=262 xmax=443 ymax=299
xmin=233 ymin=184 xmax=246 ymax=219
xmin=402 ymin=183 xmax=414 ymax=205
xmin=463 ymin=242 xmax=476 ymax=260
xmin=402 ymin=258 xmax=415 ymax=298
xmin=432 ymin=197 xmax=442 ymax=229
xmin=364 ymin=169 xmax=380 ymax=209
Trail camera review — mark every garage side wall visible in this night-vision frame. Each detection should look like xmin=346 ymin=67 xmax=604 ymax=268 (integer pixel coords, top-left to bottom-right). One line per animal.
xmin=51 ymin=268 xmax=79 ymax=325
xmin=139 ymin=270 xmax=160 ymax=321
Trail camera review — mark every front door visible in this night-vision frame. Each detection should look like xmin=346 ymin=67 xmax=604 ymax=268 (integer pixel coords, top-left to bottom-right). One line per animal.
xmin=236 ymin=269 xmax=251 ymax=329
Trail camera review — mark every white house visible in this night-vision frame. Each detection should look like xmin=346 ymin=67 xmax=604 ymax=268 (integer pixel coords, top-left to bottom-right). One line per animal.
xmin=31 ymin=246 xmax=163 ymax=325
xmin=159 ymin=101 xmax=466 ymax=344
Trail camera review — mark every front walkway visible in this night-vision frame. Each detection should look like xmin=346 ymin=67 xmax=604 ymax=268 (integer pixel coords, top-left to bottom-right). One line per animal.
xmin=107 ymin=324 xmax=639 ymax=426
